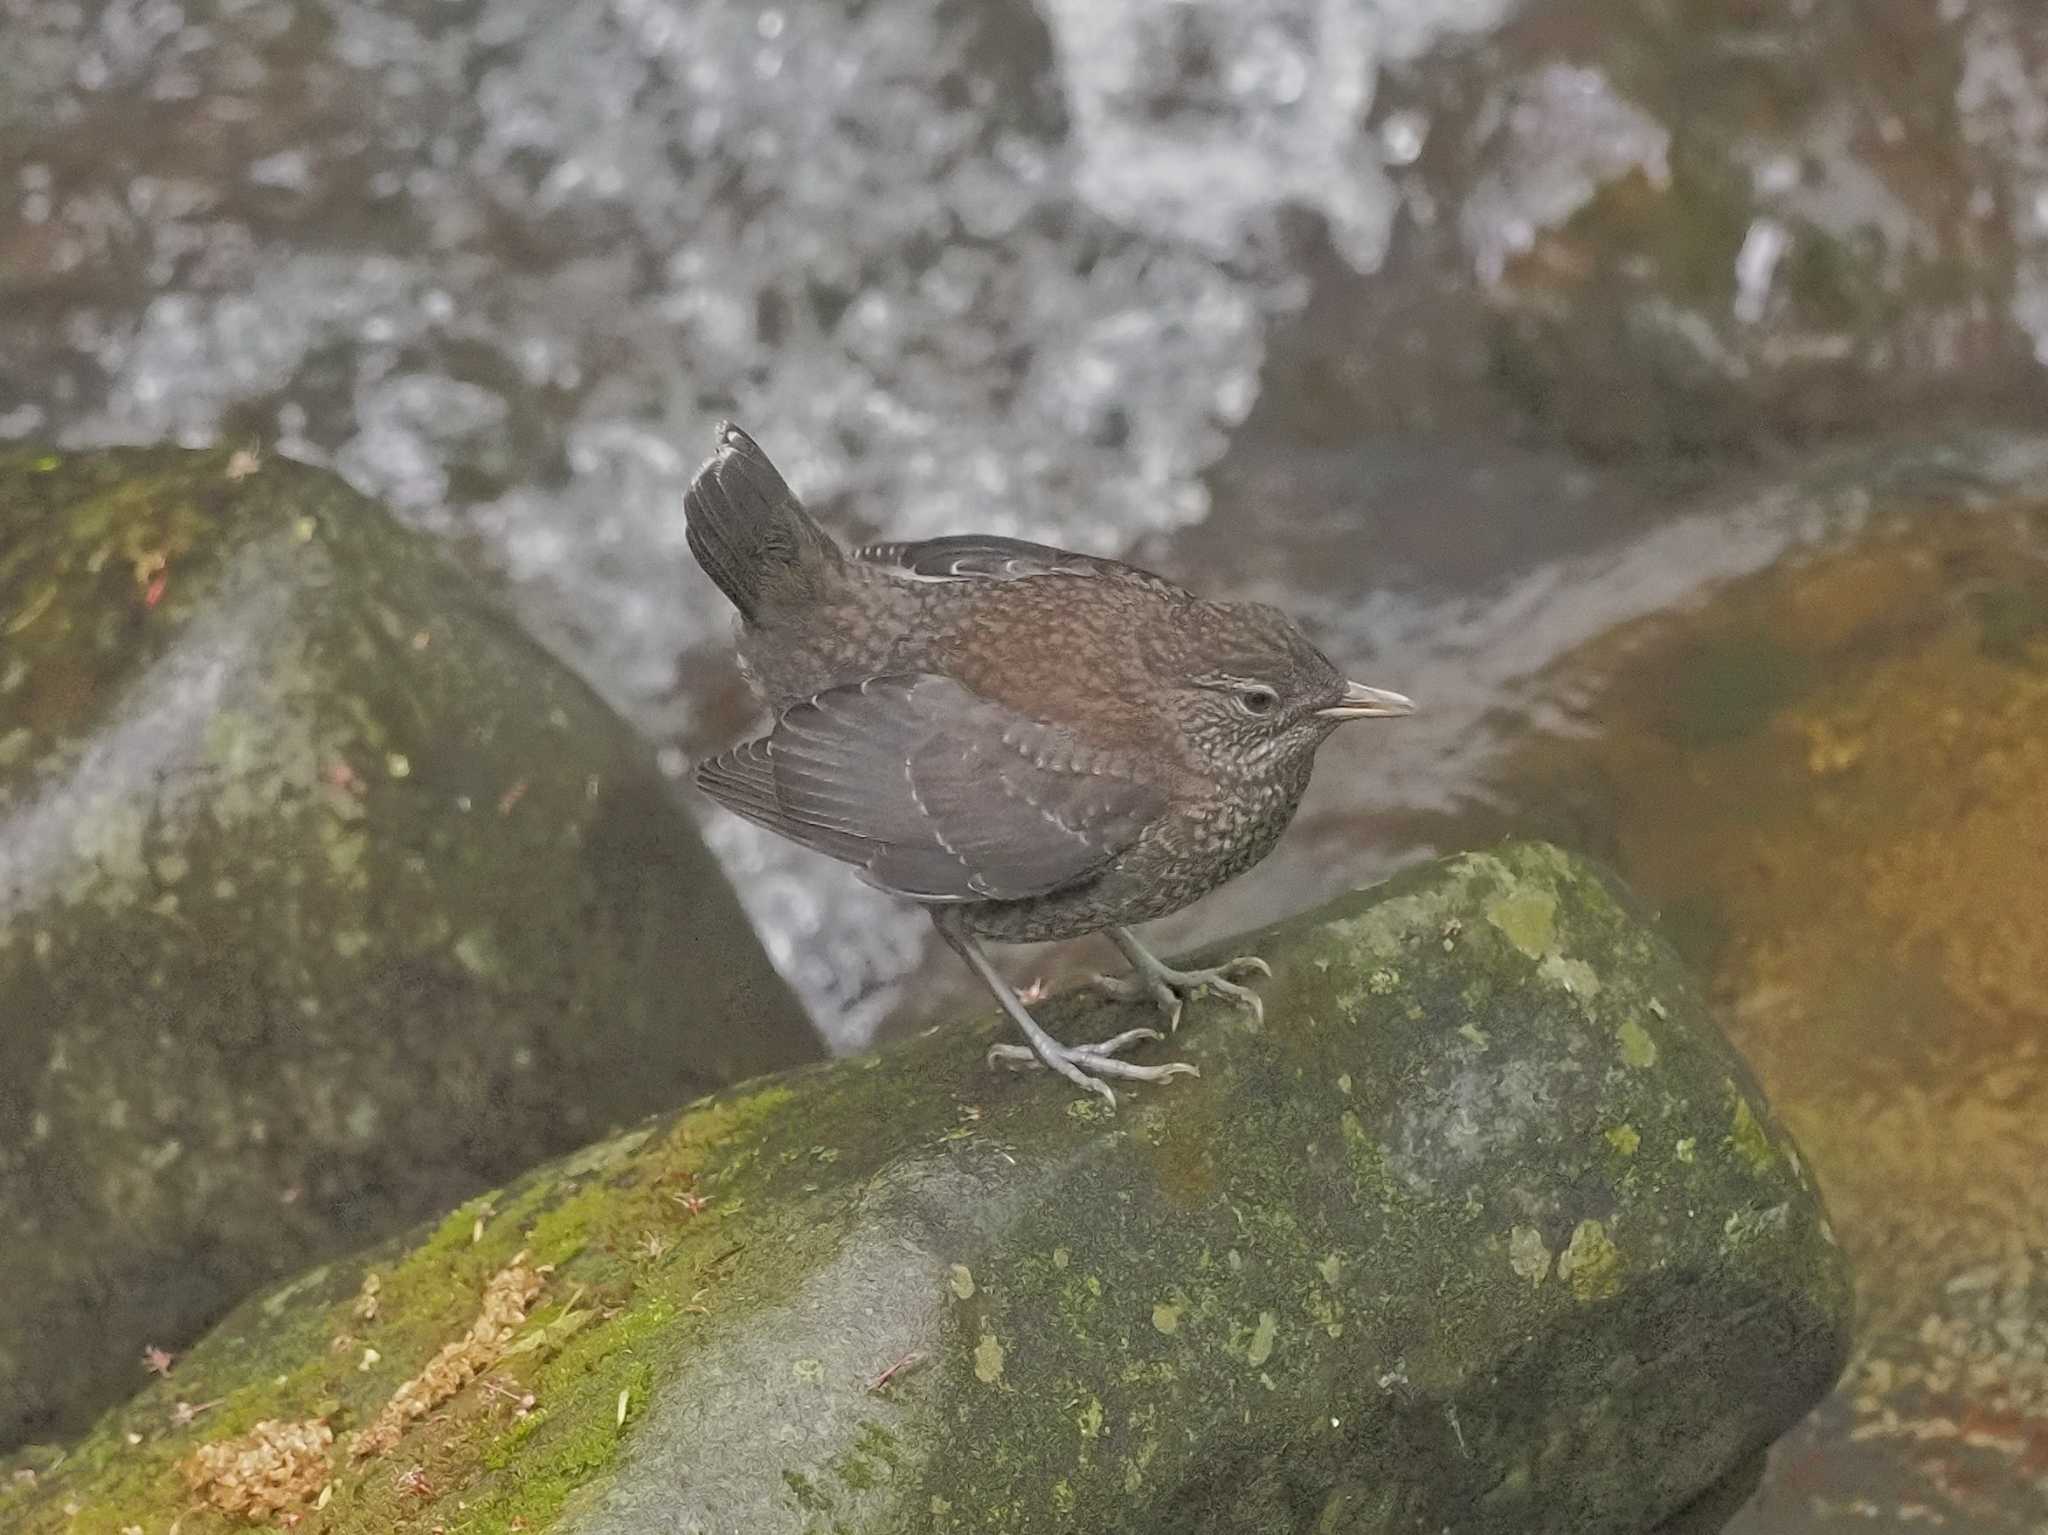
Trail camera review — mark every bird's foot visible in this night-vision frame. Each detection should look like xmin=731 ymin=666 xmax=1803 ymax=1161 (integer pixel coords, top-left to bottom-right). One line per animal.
xmin=932 ymin=913 xmax=1196 ymax=1111
xmin=986 ymin=1027 xmax=1198 ymax=1110
xmin=1093 ymin=953 xmax=1271 ymax=1033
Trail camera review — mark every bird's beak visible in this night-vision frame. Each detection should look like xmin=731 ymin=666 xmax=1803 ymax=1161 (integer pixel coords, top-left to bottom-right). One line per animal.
xmin=1316 ymin=681 xmax=1417 ymax=720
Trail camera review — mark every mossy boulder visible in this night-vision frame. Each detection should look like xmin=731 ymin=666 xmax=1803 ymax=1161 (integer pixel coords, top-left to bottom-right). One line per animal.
xmin=1477 ymin=484 xmax=2048 ymax=1528
xmin=1 ymin=843 xmax=1851 ymax=1533
xmin=0 ymin=446 xmax=819 ymax=1451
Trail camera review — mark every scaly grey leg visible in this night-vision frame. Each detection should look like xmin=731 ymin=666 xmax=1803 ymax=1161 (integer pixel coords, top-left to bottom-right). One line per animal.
xmin=933 ymin=912 xmax=1197 ymax=1110
xmin=1093 ymin=925 xmax=1271 ymax=1032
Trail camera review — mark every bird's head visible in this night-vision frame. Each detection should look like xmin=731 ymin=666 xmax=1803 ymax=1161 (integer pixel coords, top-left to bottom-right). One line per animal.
xmin=1164 ymin=600 xmax=1413 ymax=783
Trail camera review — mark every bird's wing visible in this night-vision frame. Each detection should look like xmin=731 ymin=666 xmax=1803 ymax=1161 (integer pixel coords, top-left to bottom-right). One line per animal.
xmin=854 ymin=534 xmax=1181 ymax=594
xmin=694 ymin=674 xmax=1165 ymax=902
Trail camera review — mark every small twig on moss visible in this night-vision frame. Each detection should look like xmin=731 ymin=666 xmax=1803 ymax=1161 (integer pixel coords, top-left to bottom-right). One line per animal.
xmin=479 ymin=1377 xmax=538 ymax=1417
xmin=869 ymin=1352 xmax=926 ymax=1394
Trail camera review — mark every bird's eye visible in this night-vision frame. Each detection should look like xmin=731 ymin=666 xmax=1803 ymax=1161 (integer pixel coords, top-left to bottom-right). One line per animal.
xmin=1236 ymin=685 xmax=1280 ymax=717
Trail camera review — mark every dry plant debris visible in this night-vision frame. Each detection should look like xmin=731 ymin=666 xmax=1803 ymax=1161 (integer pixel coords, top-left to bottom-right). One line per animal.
xmin=352 ymin=1271 xmax=382 ymax=1323
xmin=349 ymin=1252 xmax=546 ymax=1459
xmin=180 ymin=1418 xmax=334 ymax=1521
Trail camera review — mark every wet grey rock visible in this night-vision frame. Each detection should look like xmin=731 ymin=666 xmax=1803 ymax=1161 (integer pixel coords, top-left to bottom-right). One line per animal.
xmin=0 ymin=445 xmax=819 ymax=1452
xmin=1654 ymin=1453 xmax=1769 ymax=1535
xmin=1407 ymin=0 xmax=2048 ymax=462
xmin=3 ymin=842 xmax=1854 ymax=1532
xmin=1727 ymin=1249 xmax=2048 ymax=1532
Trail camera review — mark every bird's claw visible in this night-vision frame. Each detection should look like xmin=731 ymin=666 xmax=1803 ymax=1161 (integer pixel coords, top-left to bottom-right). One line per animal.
xmin=1091 ymin=973 xmax=1185 ymax=1030
xmin=986 ymin=1027 xmax=1198 ymax=1110
xmin=1092 ymin=953 xmax=1270 ymax=1031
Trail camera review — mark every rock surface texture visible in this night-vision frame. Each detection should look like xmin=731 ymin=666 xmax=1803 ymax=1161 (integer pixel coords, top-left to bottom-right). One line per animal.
xmin=0 ymin=447 xmax=819 ymax=1452
xmin=1486 ymin=482 xmax=2048 ymax=1530
xmin=1 ymin=842 xmax=1850 ymax=1534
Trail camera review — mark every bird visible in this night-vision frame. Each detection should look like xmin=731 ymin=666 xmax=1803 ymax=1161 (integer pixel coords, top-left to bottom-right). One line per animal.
xmin=685 ymin=423 xmax=1414 ymax=1107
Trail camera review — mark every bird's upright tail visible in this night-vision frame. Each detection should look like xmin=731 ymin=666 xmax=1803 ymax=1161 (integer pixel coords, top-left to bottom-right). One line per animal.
xmin=684 ymin=422 xmax=843 ymax=625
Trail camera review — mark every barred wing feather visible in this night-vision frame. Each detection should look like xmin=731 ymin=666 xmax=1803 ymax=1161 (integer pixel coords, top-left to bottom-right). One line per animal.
xmin=694 ymin=674 xmax=1164 ymax=902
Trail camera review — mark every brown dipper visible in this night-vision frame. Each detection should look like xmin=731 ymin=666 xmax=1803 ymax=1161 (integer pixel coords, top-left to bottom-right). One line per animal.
xmin=686 ymin=424 xmax=1414 ymax=1106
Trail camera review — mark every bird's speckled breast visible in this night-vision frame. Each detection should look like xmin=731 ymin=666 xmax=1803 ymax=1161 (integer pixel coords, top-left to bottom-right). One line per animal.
xmin=955 ymin=752 xmax=1317 ymax=944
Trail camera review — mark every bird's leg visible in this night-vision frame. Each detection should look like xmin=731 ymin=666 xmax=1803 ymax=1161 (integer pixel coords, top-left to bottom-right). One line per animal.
xmin=1093 ymin=925 xmax=1271 ymax=1032
xmin=932 ymin=912 xmax=1197 ymax=1110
